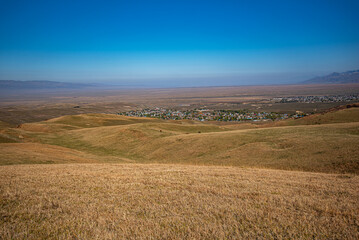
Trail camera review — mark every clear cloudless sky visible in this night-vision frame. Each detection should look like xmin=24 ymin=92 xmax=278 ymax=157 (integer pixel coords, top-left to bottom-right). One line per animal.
xmin=0 ymin=0 xmax=359 ymax=86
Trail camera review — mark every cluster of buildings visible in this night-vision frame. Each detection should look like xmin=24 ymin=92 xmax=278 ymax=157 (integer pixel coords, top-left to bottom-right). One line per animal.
xmin=119 ymin=108 xmax=301 ymax=122
xmin=272 ymin=94 xmax=359 ymax=103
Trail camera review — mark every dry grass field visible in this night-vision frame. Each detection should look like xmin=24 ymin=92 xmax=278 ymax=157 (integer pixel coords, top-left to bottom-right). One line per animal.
xmin=1 ymin=164 xmax=358 ymax=239
xmin=0 ymin=101 xmax=359 ymax=239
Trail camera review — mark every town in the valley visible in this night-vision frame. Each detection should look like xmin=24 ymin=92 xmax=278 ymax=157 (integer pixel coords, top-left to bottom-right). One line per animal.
xmin=119 ymin=94 xmax=358 ymax=122
xmin=271 ymin=94 xmax=359 ymax=103
xmin=119 ymin=108 xmax=305 ymax=122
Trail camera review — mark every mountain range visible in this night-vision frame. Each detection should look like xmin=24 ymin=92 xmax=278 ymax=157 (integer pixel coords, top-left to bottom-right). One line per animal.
xmin=303 ymin=70 xmax=359 ymax=84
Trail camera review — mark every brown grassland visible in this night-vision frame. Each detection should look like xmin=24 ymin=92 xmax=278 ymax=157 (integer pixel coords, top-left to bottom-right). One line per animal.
xmin=1 ymin=107 xmax=357 ymax=173
xmin=0 ymin=86 xmax=359 ymax=239
xmin=1 ymin=164 xmax=358 ymax=239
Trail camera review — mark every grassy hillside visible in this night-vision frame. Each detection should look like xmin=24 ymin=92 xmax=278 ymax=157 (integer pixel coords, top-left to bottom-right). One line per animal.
xmin=269 ymin=105 xmax=359 ymax=127
xmin=1 ymin=107 xmax=358 ymax=173
xmin=1 ymin=106 xmax=359 ymax=239
xmin=19 ymin=114 xmax=165 ymax=132
xmin=0 ymin=143 xmax=98 ymax=165
xmin=1 ymin=164 xmax=358 ymax=239
xmin=35 ymin=121 xmax=359 ymax=174
xmin=0 ymin=122 xmax=23 ymax=143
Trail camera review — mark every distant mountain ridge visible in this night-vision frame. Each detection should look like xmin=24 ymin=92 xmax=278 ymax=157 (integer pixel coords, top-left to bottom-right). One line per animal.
xmin=303 ymin=70 xmax=359 ymax=84
xmin=0 ymin=80 xmax=93 ymax=89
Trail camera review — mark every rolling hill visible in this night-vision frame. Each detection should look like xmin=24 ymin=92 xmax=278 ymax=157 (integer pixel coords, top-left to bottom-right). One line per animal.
xmin=267 ymin=103 xmax=359 ymax=127
xmin=1 ymin=104 xmax=359 ymax=239
xmin=1 ymin=105 xmax=358 ymax=173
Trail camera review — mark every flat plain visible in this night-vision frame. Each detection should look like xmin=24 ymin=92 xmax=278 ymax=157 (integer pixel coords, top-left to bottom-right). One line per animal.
xmin=1 ymin=83 xmax=359 ymax=124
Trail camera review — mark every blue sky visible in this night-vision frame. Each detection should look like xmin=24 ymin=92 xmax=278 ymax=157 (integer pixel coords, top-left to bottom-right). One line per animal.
xmin=0 ymin=0 xmax=359 ymax=86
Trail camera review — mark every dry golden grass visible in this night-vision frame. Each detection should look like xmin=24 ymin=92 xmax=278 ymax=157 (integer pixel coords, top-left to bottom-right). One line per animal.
xmin=0 ymin=107 xmax=357 ymax=173
xmin=19 ymin=122 xmax=81 ymax=133
xmin=0 ymin=164 xmax=358 ymax=239
xmin=32 ymin=119 xmax=359 ymax=173
xmin=19 ymin=114 xmax=163 ymax=133
xmin=1 ymin=104 xmax=359 ymax=239
xmin=0 ymin=143 xmax=98 ymax=165
xmin=267 ymin=107 xmax=359 ymax=127
xmin=46 ymin=114 xmax=163 ymax=128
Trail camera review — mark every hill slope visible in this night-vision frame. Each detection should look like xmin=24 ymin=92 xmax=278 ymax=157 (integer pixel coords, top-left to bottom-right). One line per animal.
xmin=1 ymin=106 xmax=358 ymax=240
xmin=267 ymin=104 xmax=359 ymax=127
xmin=303 ymin=70 xmax=359 ymax=84
xmin=1 ymin=106 xmax=354 ymax=173
xmin=1 ymin=164 xmax=358 ymax=239
xmin=35 ymin=121 xmax=358 ymax=173
xmin=0 ymin=143 xmax=98 ymax=165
